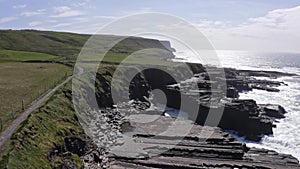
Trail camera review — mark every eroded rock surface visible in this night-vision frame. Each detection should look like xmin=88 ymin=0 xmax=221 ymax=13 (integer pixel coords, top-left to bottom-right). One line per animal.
xmin=108 ymin=115 xmax=299 ymax=169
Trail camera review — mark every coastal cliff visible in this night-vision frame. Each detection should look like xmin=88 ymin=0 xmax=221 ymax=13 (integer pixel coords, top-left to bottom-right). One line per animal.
xmin=0 ymin=30 xmax=298 ymax=168
xmin=79 ymin=63 xmax=300 ymax=168
xmin=2 ymin=63 xmax=299 ymax=169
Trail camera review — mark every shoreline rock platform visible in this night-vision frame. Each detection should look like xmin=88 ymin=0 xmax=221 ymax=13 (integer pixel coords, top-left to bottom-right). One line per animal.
xmin=79 ymin=64 xmax=300 ymax=168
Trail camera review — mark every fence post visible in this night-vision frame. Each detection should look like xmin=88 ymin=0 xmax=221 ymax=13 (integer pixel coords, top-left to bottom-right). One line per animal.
xmin=11 ymin=106 xmax=15 ymax=119
xmin=0 ymin=117 xmax=2 ymax=131
xmin=22 ymin=99 xmax=25 ymax=111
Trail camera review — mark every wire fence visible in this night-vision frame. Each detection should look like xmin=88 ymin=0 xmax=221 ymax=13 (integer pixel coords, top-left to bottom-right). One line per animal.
xmin=0 ymin=73 xmax=69 ymax=132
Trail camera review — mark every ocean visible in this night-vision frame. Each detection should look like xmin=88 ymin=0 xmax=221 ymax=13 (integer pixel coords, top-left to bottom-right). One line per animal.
xmin=174 ymin=50 xmax=300 ymax=161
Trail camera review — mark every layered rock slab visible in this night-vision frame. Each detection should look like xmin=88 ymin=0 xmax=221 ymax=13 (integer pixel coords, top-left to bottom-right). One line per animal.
xmin=108 ymin=115 xmax=299 ymax=169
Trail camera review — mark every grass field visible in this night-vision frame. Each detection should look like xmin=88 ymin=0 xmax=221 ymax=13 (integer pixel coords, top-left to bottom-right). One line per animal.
xmin=0 ymin=50 xmax=58 ymax=62
xmin=0 ymin=30 xmax=90 ymax=58
xmin=0 ymin=30 xmax=174 ymax=63
xmin=0 ymin=62 xmax=72 ymax=131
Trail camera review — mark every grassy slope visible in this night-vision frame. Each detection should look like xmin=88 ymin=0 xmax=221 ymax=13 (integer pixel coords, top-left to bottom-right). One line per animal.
xmin=0 ymin=50 xmax=58 ymax=62
xmin=0 ymin=82 xmax=84 ymax=169
xmin=0 ymin=30 xmax=90 ymax=59
xmin=0 ymin=30 xmax=174 ymax=63
xmin=0 ymin=63 xmax=121 ymax=168
xmin=0 ymin=62 xmax=72 ymax=131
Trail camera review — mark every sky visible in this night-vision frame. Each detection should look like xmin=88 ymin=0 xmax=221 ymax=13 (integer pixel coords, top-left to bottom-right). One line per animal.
xmin=1 ymin=0 xmax=300 ymax=52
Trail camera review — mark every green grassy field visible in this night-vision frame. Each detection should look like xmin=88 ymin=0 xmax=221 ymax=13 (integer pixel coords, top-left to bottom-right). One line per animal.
xmin=0 ymin=50 xmax=58 ymax=62
xmin=0 ymin=62 xmax=72 ymax=131
xmin=0 ymin=30 xmax=174 ymax=63
xmin=0 ymin=30 xmax=90 ymax=59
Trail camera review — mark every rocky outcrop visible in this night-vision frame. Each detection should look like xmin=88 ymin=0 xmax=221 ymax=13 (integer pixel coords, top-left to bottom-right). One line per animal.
xmin=159 ymin=40 xmax=176 ymax=52
xmin=90 ymin=63 xmax=293 ymax=141
xmin=48 ymin=136 xmax=92 ymax=168
xmin=77 ymin=63 xmax=299 ymax=168
xmin=156 ymin=64 xmax=294 ymax=141
xmin=260 ymin=104 xmax=287 ymax=119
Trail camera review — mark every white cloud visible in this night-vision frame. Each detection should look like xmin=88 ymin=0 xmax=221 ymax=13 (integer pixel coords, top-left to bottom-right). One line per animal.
xmin=197 ymin=6 xmax=300 ymax=52
xmin=51 ymin=6 xmax=84 ymax=18
xmin=20 ymin=9 xmax=45 ymax=17
xmin=73 ymin=17 xmax=89 ymax=22
xmin=72 ymin=2 xmax=87 ymax=7
xmin=51 ymin=23 xmax=73 ymax=28
xmin=28 ymin=21 xmax=42 ymax=27
xmin=94 ymin=15 xmax=118 ymax=20
xmin=13 ymin=4 xmax=27 ymax=9
xmin=48 ymin=20 xmax=58 ymax=23
xmin=70 ymin=0 xmax=92 ymax=7
xmin=122 ymin=8 xmax=153 ymax=15
xmin=53 ymin=6 xmax=71 ymax=13
xmin=0 ymin=17 xmax=18 ymax=24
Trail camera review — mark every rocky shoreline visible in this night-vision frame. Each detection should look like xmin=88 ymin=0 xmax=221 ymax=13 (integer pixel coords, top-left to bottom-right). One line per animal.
xmin=69 ymin=63 xmax=300 ymax=168
xmin=163 ymin=65 xmax=294 ymax=141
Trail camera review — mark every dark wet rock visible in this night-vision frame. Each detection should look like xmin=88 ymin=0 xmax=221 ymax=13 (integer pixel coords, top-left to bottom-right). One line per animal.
xmin=156 ymin=64 xmax=294 ymax=141
xmin=120 ymin=119 xmax=135 ymax=133
xmin=83 ymin=148 xmax=110 ymax=169
xmin=163 ymin=85 xmax=277 ymax=141
xmin=227 ymin=86 xmax=239 ymax=98
xmin=226 ymin=68 xmax=298 ymax=77
xmin=219 ymin=100 xmax=274 ymax=141
xmin=251 ymin=84 xmax=280 ymax=92
xmin=64 ymin=137 xmax=87 ymax=156
xmin=260 ymin=104 xmax=287 ymax=119
xmin=48 ymin=135 xmax=95 ymax=169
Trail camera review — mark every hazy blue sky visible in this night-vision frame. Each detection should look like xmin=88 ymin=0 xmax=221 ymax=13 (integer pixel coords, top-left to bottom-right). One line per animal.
xmin=1 ymin=0 xmax=300 ymax=52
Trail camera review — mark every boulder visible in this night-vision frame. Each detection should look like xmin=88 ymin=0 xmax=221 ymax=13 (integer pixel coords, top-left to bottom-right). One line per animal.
xmin=260 ymin=104 xmax=287 ymax=119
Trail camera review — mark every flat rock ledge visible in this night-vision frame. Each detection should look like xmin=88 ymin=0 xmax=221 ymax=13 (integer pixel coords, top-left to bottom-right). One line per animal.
xmin=108 ymin=115 xmax=299 ymax=169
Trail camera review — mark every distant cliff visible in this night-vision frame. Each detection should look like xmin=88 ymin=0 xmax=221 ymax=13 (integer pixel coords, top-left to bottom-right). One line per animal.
xmin=0 ymin=30 xmax=175 ymax=61
xmin=159 ymin=40 xmax=176 ymax=52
